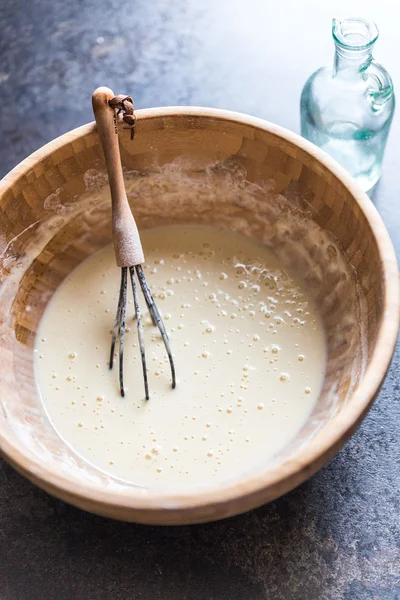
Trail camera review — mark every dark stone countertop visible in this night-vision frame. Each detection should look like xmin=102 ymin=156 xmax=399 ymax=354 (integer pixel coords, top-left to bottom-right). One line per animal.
xmin=0 ymin=1 xmax=399 ymax=598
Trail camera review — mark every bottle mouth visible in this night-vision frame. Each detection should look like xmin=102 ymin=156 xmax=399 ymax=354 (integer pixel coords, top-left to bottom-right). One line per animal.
xmin=332 ymin=17 xmax=379 ymax=50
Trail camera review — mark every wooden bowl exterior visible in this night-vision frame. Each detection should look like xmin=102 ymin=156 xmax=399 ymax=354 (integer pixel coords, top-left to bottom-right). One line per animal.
xmin=0 ymin=107 xmax=398 ymax=524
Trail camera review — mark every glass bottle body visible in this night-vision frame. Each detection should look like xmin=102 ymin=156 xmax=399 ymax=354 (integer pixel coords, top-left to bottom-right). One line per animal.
xmin=300 ymin=18 xmax=395 ymax=192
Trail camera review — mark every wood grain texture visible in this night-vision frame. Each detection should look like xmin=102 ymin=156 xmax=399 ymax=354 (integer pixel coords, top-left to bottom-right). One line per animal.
xmin=0 ymin=107 xmax=398 ymax=524
xmin=92 ymin=87 xmax=144 ymax=267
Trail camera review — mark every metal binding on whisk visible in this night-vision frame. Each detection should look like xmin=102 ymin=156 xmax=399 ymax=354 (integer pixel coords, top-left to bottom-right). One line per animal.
xmin=92 ymin=87 xmax=176 ymax=399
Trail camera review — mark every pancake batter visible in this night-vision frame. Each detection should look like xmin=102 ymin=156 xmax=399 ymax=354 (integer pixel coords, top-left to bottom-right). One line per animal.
xmin=35 ymin=226 xmax=326 ymax=488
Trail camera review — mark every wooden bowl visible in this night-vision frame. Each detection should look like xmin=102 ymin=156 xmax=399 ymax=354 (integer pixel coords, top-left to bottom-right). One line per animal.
xmin=0 ymin=108 xmax=398 ymax=524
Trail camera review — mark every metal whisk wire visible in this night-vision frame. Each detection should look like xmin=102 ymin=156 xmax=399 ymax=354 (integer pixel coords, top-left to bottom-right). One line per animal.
xmin=109 ymin=265 xmax=176 ymax=398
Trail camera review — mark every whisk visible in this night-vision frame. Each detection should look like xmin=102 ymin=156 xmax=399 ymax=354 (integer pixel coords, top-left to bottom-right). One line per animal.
xmin=92 ymin=87 xmax=176 ymax=399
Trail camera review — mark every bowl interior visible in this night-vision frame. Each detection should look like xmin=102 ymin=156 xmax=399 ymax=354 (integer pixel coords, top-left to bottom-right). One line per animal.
xmin=0 ymin=109 xmax=395 ymax=519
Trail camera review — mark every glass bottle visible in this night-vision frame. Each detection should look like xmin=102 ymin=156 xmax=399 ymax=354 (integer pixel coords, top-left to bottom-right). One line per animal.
xmin=300 ymin=17 xmax=395 ymax=192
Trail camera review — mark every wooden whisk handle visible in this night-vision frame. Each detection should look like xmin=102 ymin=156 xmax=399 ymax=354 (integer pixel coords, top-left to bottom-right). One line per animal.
xmin=92 ymin=86 xmax=144 ymax=267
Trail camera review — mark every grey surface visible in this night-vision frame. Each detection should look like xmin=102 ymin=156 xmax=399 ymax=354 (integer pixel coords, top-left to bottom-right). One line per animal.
xmin=0 ymin=0 xmax=399 ymax=598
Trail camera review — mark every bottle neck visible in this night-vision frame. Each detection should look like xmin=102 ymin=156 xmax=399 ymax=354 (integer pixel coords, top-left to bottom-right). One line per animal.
xmin=333 ymin=45 xmax=373 ymax=76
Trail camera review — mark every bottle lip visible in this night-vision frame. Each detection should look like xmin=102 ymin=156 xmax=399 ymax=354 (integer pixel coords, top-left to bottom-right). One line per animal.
xmin=332 ymin=17 xmax=379 ymax=50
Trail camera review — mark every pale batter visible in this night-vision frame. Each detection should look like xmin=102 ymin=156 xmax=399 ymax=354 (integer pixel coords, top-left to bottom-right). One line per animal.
xmin=35 ymin=226 xmax=326 ymax=488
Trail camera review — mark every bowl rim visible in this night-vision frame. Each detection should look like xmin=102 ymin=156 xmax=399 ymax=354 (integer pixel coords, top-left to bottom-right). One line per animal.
xmin=0 ymin=106 xmax=399 ymax=520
